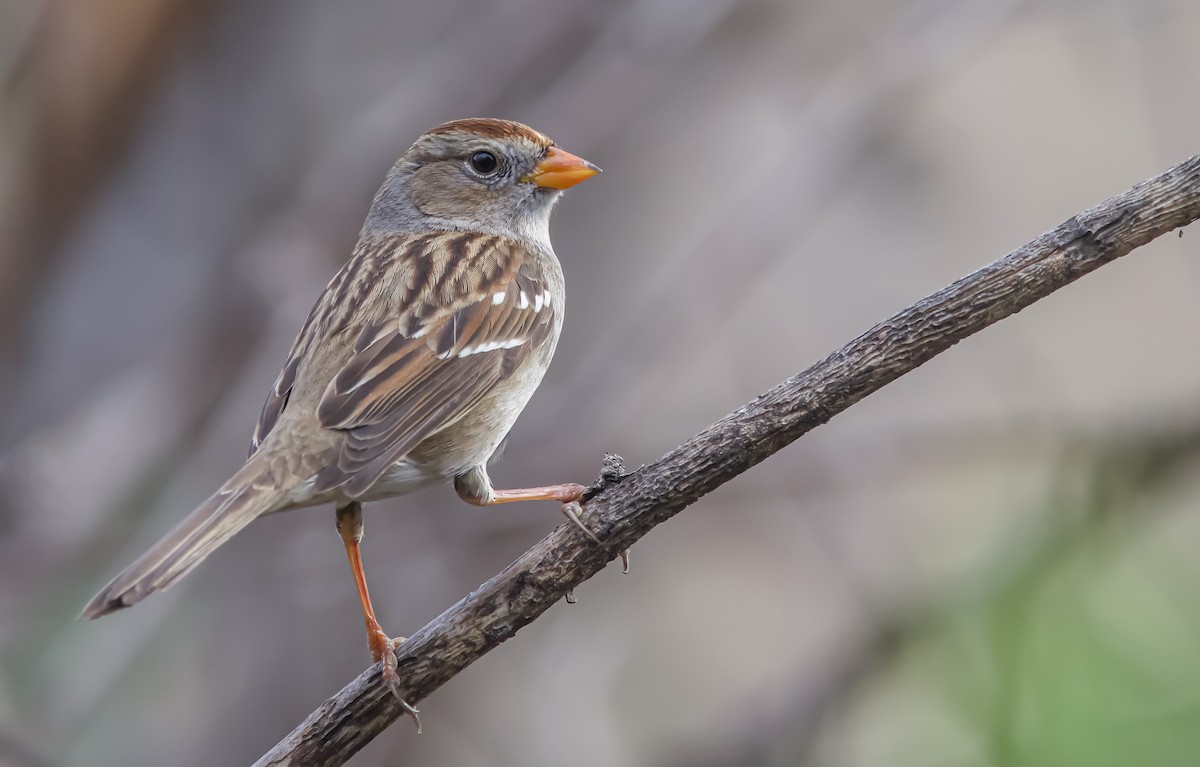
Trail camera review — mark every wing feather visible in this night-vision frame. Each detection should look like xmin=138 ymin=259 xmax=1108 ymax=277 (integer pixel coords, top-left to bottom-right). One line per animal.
xmin=249 ymin=231 xmax=557 ymax=497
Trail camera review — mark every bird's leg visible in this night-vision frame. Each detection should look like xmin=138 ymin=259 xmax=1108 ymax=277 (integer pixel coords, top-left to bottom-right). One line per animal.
xmin=456 ymin=470 xmax=598 ymax=539
xmin=335 ymin=503 xmax=398 ymax=665
xmin=487 ymin=483 xmax=587 ymax=504
xmin=454 ymin=469 xmax=630 ymax=572
xmin=335 ymin=502 xmax=421 ymax=732
xmin=493 ymin=485 xmax=599 ymax=542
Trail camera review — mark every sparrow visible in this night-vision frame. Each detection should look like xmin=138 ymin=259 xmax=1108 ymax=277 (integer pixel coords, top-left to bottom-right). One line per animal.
xmin=83 ymin=118 xmax=601 ymax=726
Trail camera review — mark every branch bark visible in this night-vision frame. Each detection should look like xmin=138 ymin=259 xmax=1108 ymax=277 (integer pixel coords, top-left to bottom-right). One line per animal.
xmin=255 ymin=156 xmax=1200 ymax=766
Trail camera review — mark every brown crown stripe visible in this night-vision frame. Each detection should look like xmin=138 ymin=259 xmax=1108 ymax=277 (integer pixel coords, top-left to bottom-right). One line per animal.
xmin=426 ymin=118 xmax=552 ymax=148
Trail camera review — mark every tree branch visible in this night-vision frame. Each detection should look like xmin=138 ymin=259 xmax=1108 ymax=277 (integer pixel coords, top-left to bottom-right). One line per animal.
xmin=255 ymin=156 xmax=1200 ymax=766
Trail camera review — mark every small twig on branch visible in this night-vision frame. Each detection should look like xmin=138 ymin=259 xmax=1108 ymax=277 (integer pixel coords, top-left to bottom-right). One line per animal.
xmin=255 ymin=156 xmax=1200 ymax=766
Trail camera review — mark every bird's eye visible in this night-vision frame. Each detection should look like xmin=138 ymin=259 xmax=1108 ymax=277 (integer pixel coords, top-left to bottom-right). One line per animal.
xmin=469 ymin=151 xmax=499 ymax=175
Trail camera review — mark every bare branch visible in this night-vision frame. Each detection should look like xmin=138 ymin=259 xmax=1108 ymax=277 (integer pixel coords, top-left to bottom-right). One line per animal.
xmin=255 ymin=155 xmax=1200 ymax=766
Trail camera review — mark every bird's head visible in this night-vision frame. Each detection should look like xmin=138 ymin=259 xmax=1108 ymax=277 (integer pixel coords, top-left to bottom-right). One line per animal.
xmin=367 ymin=118 xmax=600 ymax=249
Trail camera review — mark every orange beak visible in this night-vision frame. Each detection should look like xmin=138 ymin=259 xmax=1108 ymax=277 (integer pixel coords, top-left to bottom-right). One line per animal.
xmin=523 ymin=146 xmax=601 ymax=190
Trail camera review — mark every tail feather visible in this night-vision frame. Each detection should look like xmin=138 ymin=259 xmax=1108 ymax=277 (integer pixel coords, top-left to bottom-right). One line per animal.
xmin=82 ymin=456 xmax=281 ymax=619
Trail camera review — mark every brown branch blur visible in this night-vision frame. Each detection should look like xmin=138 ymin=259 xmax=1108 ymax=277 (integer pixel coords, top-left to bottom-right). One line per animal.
xmin=254 ymin=155 xmax=1200 ymax=766
xmin=0 ymin=0 xmax=218 ymax=359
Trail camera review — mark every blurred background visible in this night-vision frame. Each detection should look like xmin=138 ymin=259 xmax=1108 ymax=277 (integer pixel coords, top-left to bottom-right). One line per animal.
xmin=2 ymin=0 xmax=1199 ymax=765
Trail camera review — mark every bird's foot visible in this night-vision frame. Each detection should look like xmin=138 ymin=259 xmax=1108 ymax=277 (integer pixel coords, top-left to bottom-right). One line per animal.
xmin=586 ymin=452 xmax=632 ymax=571
xmin=561 ymin=500 xmax=630 ymax=572
xmin=369 ymin=629 xmax=422 ymax=733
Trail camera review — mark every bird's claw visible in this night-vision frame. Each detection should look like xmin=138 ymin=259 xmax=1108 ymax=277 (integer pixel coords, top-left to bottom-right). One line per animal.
xmin=561 ymin=501 xmax=630 ymax=573
xmin=375 ymin=634 xmax=422 ymax=734
xmin=560 ymin=501 xmax=602 ymax=544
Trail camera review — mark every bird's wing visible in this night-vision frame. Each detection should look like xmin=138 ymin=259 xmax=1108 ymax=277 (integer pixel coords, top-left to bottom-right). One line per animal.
xmin=251 ymin=231 xmax=557 ymax=497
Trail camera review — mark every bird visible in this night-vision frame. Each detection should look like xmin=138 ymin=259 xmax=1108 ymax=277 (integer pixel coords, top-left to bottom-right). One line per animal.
xmin=82 ymin=118 xmax=601 ymax=726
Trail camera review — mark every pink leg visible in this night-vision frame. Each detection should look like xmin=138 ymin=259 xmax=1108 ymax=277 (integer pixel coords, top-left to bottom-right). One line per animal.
xmin=335 ymin=503 xmax=421 ymax=732
xmin=486 ymin=483 xmax=587 ymax=505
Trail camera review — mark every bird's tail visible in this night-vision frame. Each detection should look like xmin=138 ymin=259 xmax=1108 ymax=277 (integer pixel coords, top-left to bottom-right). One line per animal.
xmin=82 ymin=453 xmax=283 ymax=619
